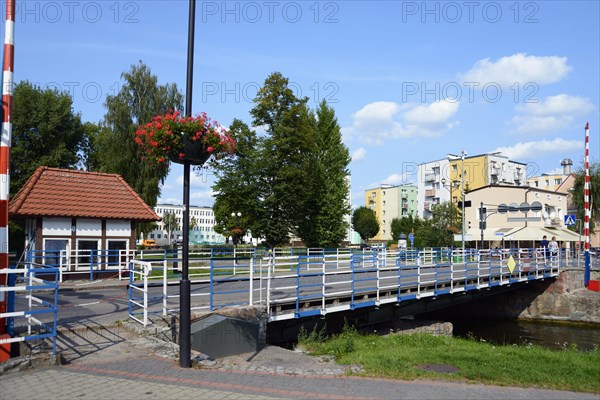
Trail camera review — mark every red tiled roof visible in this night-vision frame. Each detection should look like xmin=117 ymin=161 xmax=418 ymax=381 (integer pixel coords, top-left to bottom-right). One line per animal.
xmin=9 ymin=167 xmax=160 ymax=221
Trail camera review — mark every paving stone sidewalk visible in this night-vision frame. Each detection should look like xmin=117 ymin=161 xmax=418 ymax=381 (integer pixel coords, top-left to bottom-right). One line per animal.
xmin=2 ymin=279 xmax=598 ymax=399
xmin=1 ymin=324 xmax=597 ymax=400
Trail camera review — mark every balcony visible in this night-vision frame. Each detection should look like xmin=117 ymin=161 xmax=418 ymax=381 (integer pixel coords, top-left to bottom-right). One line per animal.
xmin=490 ymin=167 xmax=501 ymax=176
xmin=424 ymin=201 xmax=431 ymax=211
xmin=425 ymin=189 xmax=436 ymax=197
xmin=402 ymin=202 xmax=408 ymax=208
xmin=425 ymin=173 xmax=436 ymax=182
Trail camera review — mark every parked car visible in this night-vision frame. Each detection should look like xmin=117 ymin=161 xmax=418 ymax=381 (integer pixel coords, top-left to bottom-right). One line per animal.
xmin=142 ymin=239 xmax=159 ymax=249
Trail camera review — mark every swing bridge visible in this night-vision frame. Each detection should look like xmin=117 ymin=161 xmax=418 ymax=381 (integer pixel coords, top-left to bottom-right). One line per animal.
xmin=126 ymin=247 xmax=564 ymax=326
xmin=1 ymin=246 xmax=587 ymax=355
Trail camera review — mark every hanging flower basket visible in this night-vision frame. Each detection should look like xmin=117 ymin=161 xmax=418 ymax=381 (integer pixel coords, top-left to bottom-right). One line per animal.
xmin=135 ymin=111 xmax=236 ymax=167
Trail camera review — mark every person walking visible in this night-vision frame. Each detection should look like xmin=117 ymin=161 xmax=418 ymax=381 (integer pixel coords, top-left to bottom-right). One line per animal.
xmin=540 ymin=235 xmax=549 ymax=260
xmin=549 ymin=236 xmax=559 ymax=262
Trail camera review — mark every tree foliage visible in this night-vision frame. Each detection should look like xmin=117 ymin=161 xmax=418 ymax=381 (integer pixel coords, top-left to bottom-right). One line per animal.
xmin=10 ymin=81 xmax=85 ymax=194
xmin=570 ymin=162 xmax=600 ymax=233
xmin=352 ymin=207 xmax=379 ymax=242
xmin=212 ymin=119 xmax=262 ymax=243
xmin=390 ymin=215 xmax=419 ymax=241
xmin=95 ymin=61 xmax=183 ymax=208
xmin=162 ymin=212 xmax=179 ymax=244
xmin=296 ymin=101 xmax=351 ymax=248
xmin=248 ymin=72 xmax=310 ymax=246
xmin=213 ymin=73 xmax=351 ymax=247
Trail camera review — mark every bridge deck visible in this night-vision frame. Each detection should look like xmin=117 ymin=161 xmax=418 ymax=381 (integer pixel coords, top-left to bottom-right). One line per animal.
xmin=128 ymin=249 xmax=561 ymax=324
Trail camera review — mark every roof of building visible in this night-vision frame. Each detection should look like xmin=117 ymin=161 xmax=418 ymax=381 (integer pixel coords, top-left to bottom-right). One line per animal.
xmin=9 ymin=167 xmax=160 ymax=221
xmin=466 ymin=184 xmax=562 ymax=196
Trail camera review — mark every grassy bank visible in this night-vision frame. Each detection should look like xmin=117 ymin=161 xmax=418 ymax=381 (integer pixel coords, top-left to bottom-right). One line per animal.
xmin=298 ymin=326 xmax=600 ymax=393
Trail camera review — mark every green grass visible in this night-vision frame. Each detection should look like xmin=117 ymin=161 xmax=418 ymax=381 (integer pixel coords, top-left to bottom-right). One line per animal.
xmin=298 ymin=326 xmax=600 ymax=393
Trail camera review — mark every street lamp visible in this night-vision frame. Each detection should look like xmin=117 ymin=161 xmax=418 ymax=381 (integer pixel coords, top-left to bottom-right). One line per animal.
xmin=441 ymin=178 xmax=455 ymax=246
xmin=230 ymin=212 xmax=242 ymax=244
xmin=231 ymin=212 xmax=242 ymax=265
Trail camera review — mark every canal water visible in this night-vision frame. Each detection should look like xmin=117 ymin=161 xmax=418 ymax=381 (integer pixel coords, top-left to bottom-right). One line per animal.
xmin=448 ymin=318 xmax=600 ymax=351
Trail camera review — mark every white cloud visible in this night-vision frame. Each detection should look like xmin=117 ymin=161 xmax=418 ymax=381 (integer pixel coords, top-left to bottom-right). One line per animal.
xmin=510 ymin=94 xmax=595 ymax=135
xmin=380 ymin=173 xmax=416 ymax=186
xmin=343 ymin=100 xmax=460 ymax=145
xmin=351 ymin=147 xmax=367 ymax=162
xmin=403 ymin=101 xmax=460 ymax=126
xmin=191 ymin=190 xmax=215 ymax=200
xmin=516 ymin=94 xmax=594 ymax=116
xmin=493 ymin=138 xmax=583 ymax=160
xmin=158 ymin=197 xmax=180 ymax=205
xmin=462 ymin=53 xmax=571 ymax=87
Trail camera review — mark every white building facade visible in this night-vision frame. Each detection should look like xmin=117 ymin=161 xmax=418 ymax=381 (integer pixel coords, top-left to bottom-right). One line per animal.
xmin=150 ymin=204 xmax=226 ymax=246
xmin=417 ymin=153 xmax=528 ymax=219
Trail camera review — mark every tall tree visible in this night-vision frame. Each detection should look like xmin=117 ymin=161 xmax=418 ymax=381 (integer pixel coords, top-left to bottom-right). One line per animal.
xmin=249 ymin=72 xmax=309 ymax=246
xmin=10 ymin=81 xmax=85 ymax=194
xmin=96 ymin=61 xmax=183 ymax=208
xmin=297 ymin=101 xmax=351 ymax=247
xmin=212 ymin=119 xmax=262 ymax=243
xmin=352 ymin=207 xmax=379 ymax=243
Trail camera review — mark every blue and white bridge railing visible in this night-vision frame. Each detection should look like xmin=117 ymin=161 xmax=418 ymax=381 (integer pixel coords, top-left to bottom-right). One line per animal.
xmin=127 ymin=247 xmax=561 ymax=326
xmin=0 ymin=262 xmax=59 ymax=354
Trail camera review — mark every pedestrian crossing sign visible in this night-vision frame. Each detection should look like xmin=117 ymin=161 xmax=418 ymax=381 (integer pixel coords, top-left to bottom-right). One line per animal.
xmin=564 ymin=214 xmax=576 ymax=226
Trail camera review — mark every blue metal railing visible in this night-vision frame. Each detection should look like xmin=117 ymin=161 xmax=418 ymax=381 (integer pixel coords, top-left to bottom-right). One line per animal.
xmin=1 ymin=262 xmax=59 ymax=355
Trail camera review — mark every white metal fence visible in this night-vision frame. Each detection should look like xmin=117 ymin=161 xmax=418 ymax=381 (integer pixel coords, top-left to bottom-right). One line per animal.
xmin=127 ymin=248 xmax=562 ymax=326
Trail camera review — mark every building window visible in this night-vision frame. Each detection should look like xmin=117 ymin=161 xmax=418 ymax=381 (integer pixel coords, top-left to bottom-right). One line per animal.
xmin=555 ymin=178 xmax=562 ymax=185
xmin=452 ymin=165 xmax=457 ymax=171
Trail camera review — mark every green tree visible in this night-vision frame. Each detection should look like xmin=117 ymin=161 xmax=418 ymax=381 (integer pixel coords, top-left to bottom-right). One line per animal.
xmin=352 ymin=207 xmax=379 ymax=242
xmin=162 ymin=212 xmax=179 ymax=245
xmin=296 ymin=101 xmax=351 ymax=248
xmin=95 ymin=61 xmax=183 ymax=208
xmin=79 ymin=122 xmax=104 ymax=171
xmin=391 ymin=215 xmax=420 ymax=241
xmin=212 ymin=119 xmax=262 ymax=243
xmin=10 ymin=81 xmax=85 ymax=194
xmin=570 ymin=162 xmax=600 ymax=233
xmin=249 ymin=72 xmax=309 ymax=246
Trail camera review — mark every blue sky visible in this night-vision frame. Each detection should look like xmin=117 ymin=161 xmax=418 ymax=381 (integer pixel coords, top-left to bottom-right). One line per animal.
xmin=5 ymin=0 xmax=599 ymax=207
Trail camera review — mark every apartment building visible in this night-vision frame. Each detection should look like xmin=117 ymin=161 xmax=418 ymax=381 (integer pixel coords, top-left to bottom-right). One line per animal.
xmin=418 ymin=152 xmax=527 ymax=218
xmin=365 ymin=184 xmax=418 ymax=241
xmin=528 ymin=159 xmax=574 ymax=192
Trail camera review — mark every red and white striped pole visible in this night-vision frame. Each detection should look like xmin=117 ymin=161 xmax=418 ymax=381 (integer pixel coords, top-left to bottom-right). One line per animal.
xmin=1 ymin=0 xmax=15 ymax=335
xmin=583 ymin=122 xmax=591 ymax=287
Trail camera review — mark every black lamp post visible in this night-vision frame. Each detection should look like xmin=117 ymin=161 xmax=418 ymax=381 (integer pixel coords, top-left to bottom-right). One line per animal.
xmin=179 ymin=0 xmax=196 ymax=369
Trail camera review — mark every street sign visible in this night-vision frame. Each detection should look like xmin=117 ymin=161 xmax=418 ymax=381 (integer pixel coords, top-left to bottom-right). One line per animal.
xmin=564 ymin=214 xmax=577 ymax=226
xmin=495 ymin=232 xmax=505 ymax=237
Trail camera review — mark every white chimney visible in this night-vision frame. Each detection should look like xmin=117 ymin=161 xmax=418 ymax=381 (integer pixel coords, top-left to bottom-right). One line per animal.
xmin=560 ymin=159 xmax=573 ymax=175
